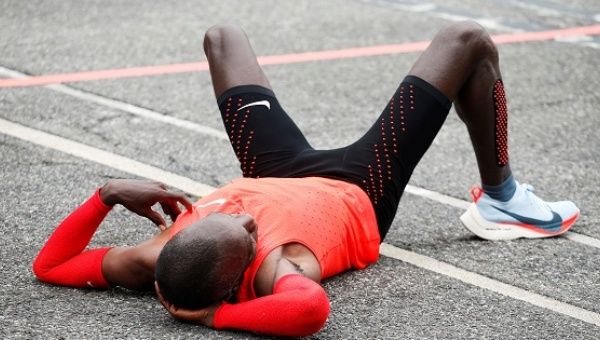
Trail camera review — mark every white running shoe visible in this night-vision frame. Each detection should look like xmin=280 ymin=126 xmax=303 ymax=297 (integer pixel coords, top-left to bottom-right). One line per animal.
xmin=460 ymin=182 xmax=579 ymax=240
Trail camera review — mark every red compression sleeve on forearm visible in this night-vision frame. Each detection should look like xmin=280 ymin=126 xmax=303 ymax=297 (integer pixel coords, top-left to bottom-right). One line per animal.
xmin=213 ymin=274 xmax=330 ymax=337
xmin=32 ymin=190 xmax=113 ymax=289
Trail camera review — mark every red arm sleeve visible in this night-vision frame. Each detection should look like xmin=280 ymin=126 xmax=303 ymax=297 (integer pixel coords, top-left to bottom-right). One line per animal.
xmin=213 ymin=274 xmax=330 ymax=337
xmin=32 ymin=189 xmax=113 ymax=289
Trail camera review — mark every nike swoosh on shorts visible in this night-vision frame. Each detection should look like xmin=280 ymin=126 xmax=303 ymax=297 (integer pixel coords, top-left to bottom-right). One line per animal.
xmin=237 ymin=100 xmax=271 ymax=111
xmin=491 ymin=205 xmax=563 ymax=230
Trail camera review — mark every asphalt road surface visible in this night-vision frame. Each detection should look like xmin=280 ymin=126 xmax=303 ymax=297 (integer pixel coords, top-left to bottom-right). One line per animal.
xmin=1 ymin=0 xmax=599 ymax=339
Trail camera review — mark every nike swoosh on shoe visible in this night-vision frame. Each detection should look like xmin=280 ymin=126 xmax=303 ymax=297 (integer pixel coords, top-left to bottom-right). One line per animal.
xmin=237 ymin=100 xmax=270 ymax=111
xmin=491 ymin=206 xmax=563 ymax=232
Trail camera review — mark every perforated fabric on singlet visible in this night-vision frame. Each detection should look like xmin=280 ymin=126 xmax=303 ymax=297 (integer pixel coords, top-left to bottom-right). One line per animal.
xmin=168 ymin=176 xmax=380 ymax=302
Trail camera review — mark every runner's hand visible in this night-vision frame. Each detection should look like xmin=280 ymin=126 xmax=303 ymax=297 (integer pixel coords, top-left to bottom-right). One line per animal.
xmin=156 ymin=282 xmax=219 ymax=327
xmin=100 ymin=179 xmax=193 ymax=230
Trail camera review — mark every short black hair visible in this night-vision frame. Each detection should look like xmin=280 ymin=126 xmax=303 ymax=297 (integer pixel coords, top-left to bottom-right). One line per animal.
xmin=155 ymin=224 xmax=247 ymax=309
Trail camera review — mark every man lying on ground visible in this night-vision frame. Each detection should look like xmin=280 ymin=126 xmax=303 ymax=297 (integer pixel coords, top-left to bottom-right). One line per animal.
xmin=33 ymin=22 xmax=579 ymax=337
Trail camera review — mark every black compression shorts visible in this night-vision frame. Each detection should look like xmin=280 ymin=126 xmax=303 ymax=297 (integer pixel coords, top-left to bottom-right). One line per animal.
xmin=217 ymin=76 xmax=451 ymax=240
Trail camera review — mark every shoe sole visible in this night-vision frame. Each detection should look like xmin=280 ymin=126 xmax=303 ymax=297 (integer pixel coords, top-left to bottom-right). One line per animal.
xmin=460 ymin=204 xmax=580 ymax=241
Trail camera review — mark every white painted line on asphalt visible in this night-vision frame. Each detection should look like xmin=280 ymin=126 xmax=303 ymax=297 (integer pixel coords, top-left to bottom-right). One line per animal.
xmin=362 ymin=0 xmax=599 ymax=50
xmin=362 ymin=0 xmax=520 ymax=33
xmin=404 ymin=184 xmax=470 ymax=210
xmin=4 ymin=113 xmax=593 ymax=248
xmin=2 ymin=62 xmax=596 ymax=250
xmin=554 ymin=35 xmax=594 ymax=43
xmin=378 ymin=1 xmax=437 ymax=13
xmin=402 ymin=3 xmax=436 ymax=12
xmin=3 ymin=117 xmax=599 ymax=327
xmin=0 ymin=66 xmax=28 ymax=79
xmin=0 ymin=66 xmax=229 ymax=141
xmin=405 ymin=184 xmax=596 ymax=249
xmin=45 ymin=84 xmax=229 ymax=140
xmin=510 ymin=1 xmax=562 ymax=17
xmin=0 ymin=118 xmax=216 ymax=197
xmin=564 ymin=232 xmax=600 ymax=249
xmin=379 ymin=243 xmax=600 ymax=327
xmin=429 ymin=12 xmax=522 ymax=33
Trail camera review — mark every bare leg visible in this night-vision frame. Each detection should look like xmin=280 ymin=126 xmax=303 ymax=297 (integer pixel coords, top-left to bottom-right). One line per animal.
xmin=203 ymin=24 xmax=314 ymax=179
xmin=408 ymin=21 xmax=511 ymax=186
xmin=203 ymin=24 xmax=271 ymax=97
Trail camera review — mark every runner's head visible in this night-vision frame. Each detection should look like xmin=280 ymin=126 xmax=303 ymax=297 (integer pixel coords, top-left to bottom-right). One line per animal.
xmin=155 ymin=213 xmax=258 ymax=309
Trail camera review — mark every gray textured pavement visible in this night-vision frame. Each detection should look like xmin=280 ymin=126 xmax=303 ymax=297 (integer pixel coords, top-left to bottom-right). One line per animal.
xmin=1 ymin=0 xmax=599 ymax=339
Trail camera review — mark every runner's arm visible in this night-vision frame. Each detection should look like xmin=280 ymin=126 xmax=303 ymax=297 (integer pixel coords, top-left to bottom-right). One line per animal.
xmin=159 ymin=274 xmax=330 ymax=337
xmin=32 ymin=189 xmax=114 ymax=289
xmin=213 ymin=274 xmax=330 ymax=336
xmin=32 ymin=180 xmax=190 ymax=290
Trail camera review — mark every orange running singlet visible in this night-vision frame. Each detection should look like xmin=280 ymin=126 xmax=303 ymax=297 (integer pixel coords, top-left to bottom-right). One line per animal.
xmin=169 ymin=176 xmax=380 ymax=301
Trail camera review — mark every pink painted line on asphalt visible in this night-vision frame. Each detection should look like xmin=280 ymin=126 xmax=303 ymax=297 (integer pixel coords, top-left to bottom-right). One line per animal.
xmin=1 ymin=24 xmax=599 ymax=88
xmin=0 ymin=62 xmax=210 ymax=88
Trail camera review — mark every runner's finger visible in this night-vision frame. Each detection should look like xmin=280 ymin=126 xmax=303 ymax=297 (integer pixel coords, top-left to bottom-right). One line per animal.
xmin=163 ymin=191 xmax=193 ymax=212
xmin=144 ymin=209 xmax=166 ymax=229
xmin=160 ymin=201 xmax=181 ymax=221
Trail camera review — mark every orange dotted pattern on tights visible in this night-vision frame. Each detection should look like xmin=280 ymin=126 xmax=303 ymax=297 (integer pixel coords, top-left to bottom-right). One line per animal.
xmin=493 ymin=80 xmax=509 ymax=167
xmin=225 ymin=97 xmax=256 ymax=176
xmin=363 ymin=84 xmax=413 ymax=204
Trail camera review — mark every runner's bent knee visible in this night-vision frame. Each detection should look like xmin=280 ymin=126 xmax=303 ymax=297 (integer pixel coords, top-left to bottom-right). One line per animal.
xmin=203 ymin=24 xmax=245 ymax=55
xmin=437 ymin=21 xmax=498 ymax=62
